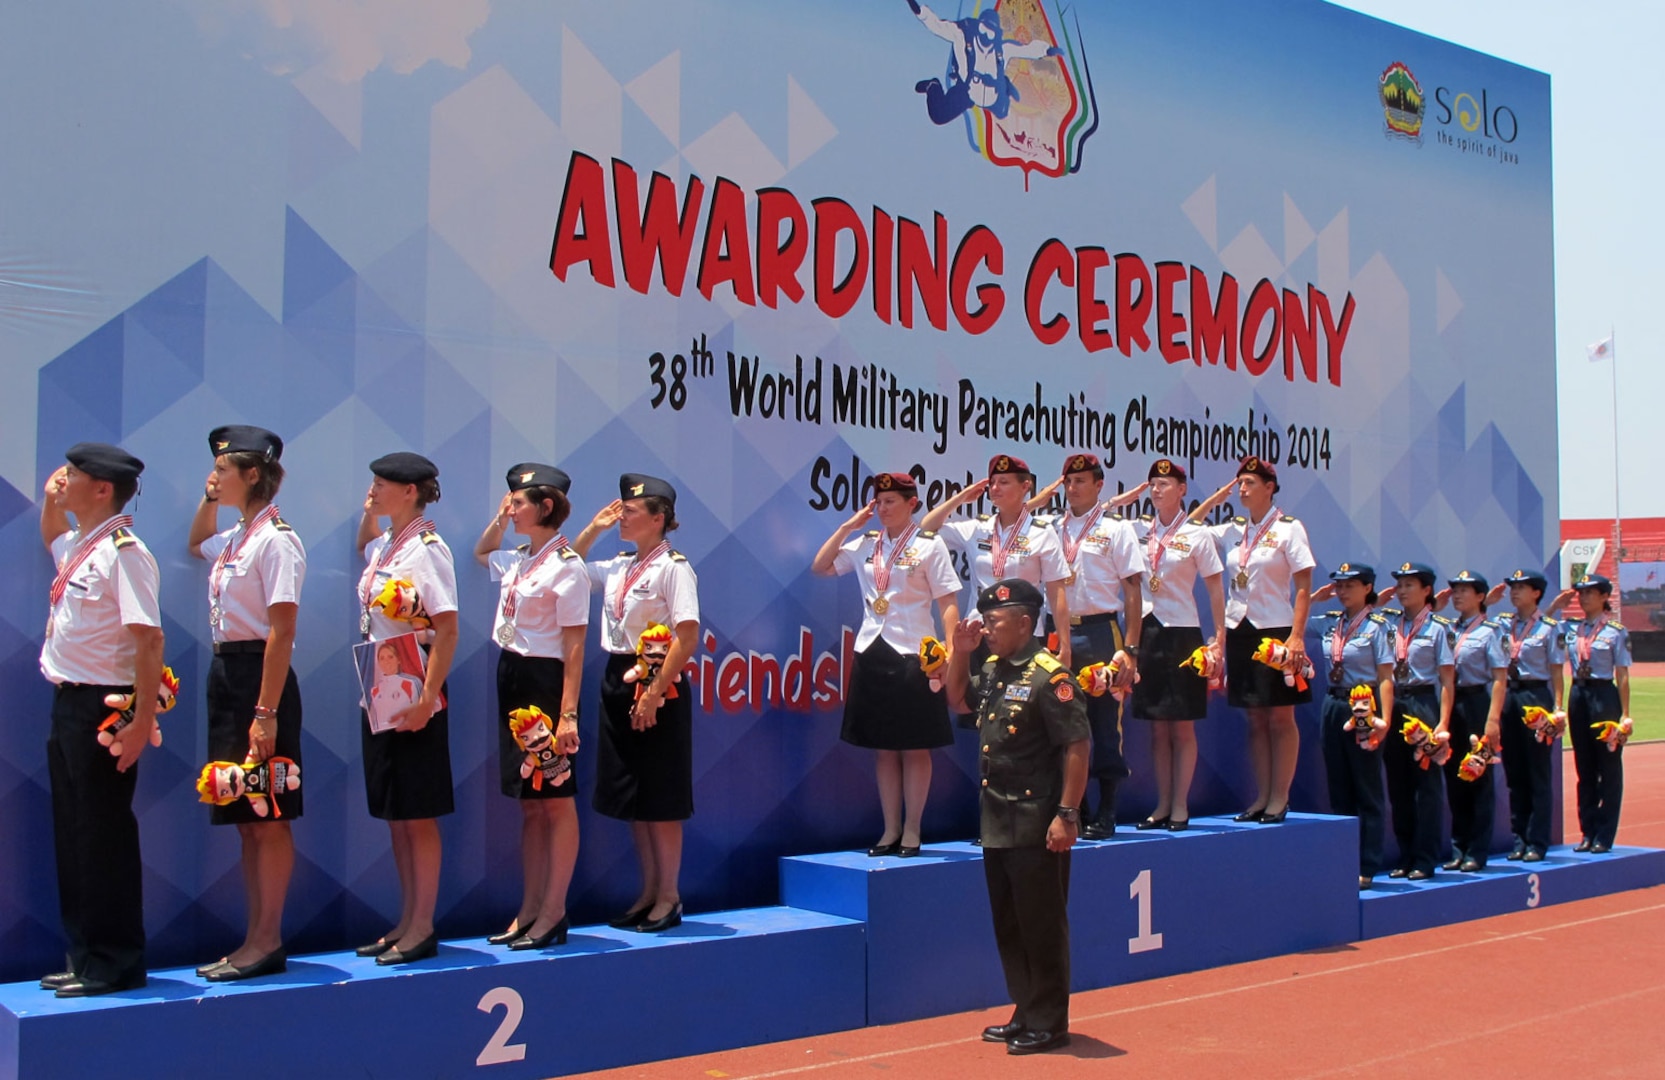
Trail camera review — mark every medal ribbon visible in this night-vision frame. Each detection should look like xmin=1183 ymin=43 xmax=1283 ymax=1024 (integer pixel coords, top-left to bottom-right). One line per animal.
xmin=871 ymin=524 xmax=917 ymax=601
xmin=1060 ymin=504 xmax=1107 ymax=575
xmin=612 ymin=540 xmax=670 ymax=623
xmin=359 ymin=517 xmax=435 ymax=609
xmin=500 ymin=533 xmax=571 ymax=624
xmin=1330 ymin=608 xmax=1371 ymax=669
xmin=48 ymin=514 xmax=132 ymax=608
xmin=1453 ymin=614 xmax=1485 ymax=670
xmin=1577 ymin=615 xmax=1608 ymax=665
xmin=1396 ymin=605 xmax=1431 ymax=664
xmin=1508 ymin=609 xmax=1538 ymax=662
xmin=210 ymin=505 xmax=280 ymax=612
xmin=1145 ymin=511 xmax=1187 ymax=577
xmin=1237 ymin=507 xmax=1283 ymax=578
xmin=989 ymin=512 xmax=1030 ymax=579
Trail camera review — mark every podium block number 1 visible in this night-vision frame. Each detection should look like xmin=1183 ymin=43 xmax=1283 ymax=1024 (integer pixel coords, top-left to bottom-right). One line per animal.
xmin=1128 ymin=868 xmax=1164 ymax=954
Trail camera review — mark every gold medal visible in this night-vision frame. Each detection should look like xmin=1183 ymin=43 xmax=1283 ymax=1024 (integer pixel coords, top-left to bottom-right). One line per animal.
xmin=1148 ymin=574 xmax=1162 ymax=594
xmin=872 ymin=595 xmax=890 ymax=615
xmin=1234 ymin=570 xmax=1249 ymax=589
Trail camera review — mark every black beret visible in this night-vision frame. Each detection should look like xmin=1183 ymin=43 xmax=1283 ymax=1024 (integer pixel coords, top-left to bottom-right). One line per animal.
xmin=872 ymin=471 xmax=917 ymax=497
xmin=1574 ymin=572 xmax=1612 ymax=594
xmin=1448 ymin=569 xmax=1489 ymax=592
xmin=1062 ymin=452 xmax=1101 ymax=476
xmin=506 ymin=462 xmax=571 ymax=494
xmin=1329 ymin=562 xmax=1375 ymax=586
xmin=1148 ymin=458 xmax=1186 ymax=483
xmin=1391 ymin=561 xmax=1437 ymax=587
xmin=987 ymin=453 xmax=1031 ymax=477
xmin=209 ymin=425 xmax=283 ymax=460
xmin=65 ymin=442 xmax=144 ymax=483
xmin=369 ymin=452 xmax=438 ymax=485
xmin=620 ymin=473 xmax=676 ymax=504
xmin=1504 ymin=568 xmax=1548 ymax=591
xmin=976 ymin=577 xmax=1044 ymax=615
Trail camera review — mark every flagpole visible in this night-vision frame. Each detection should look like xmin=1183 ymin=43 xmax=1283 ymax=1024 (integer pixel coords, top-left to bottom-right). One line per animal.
xmin=1610 ymin=326 xmax=1623 ymax=581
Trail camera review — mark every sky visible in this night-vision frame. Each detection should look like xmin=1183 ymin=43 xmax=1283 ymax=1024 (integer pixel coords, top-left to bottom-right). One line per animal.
xmin=1334 ymin=0 xmax=1664 ymax=522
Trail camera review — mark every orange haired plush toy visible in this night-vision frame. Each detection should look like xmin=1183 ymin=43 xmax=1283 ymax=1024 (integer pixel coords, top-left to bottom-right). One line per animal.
xmin=919 ymin=636 xmax=948 ymax=692
xmin=371 ymin=577 xmax=432 ymax=630
xmin=1400 ymin=717 xmax=1452 ymax=770
xmin=1179 ymin=646 xmax=1225 ymax=690
xmin=623 ymin=623 xmax=679 ymax=700
xmin=1251 ymin=637 xmax=1314 ymax=692
xmin=507 ymin=706 xmax=572 ymax=791
xmin=98 ymin=665 xmax=180 ymax=757
xmin=1592 ymin=718 xmax=1634 ymax=752
xmin=196 ymin=757 xmax=301 ymax=818
xmin=1076 ymin=660 xmax=1129 ymax=701
xmin=1343 ymin=684 xmax=1388 ymax=750
xmin=1521 ymin=705 xmax=1567 ymax=747
xmin=1457 ymin=735 xmax=1499 ymax=782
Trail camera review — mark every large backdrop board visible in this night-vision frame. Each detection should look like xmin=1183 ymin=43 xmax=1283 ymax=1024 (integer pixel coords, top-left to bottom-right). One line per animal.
xmin=0 ymin=0 xmax=1553 ymax=979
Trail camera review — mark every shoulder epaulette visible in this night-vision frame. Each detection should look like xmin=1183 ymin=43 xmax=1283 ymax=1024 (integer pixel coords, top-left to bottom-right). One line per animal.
xmin=669 ymin=550 xmax=687 ymax=562
xmin=864 ymin=530 xmax=879 ymax=538
xmin=1432 ymin=614 xmax=1454 ymax=626
xmin=1033 ymin=652 xmax=1063 ymax=673
xmin=1379 ymin=607 xmax=1404 ymax=617
xmin=977 ymin=513 xmax=992 ymax=522
xmin=273 ymin=516 xmax=293 ymax=532
xmin=918 ymin=529 xmax=938 ymax=539
xmin=1139 ymin=514 xmax=1153 ymax=523
xmin=1232 ymin=515 xmax=1247 ymax=525
xmin=515 ymin=542 xmax=531 ymax=554
xmin=559 ymin=547 xmax=580 ymax=560
xmin=112 ymin=527 xmax=138 ymax=549
xmin=1369 ymin=612 xmax=1390 ymax=624
xmin=420 ymin=529 xmax=440 ymax=545
xmin=1033 ymin=514 xmax=1058 ymax=527
xmin=1280 ymin=515 xmax=1298 ymax=523
xmin=1539 ymin=615 xmax=1557 ymax=628
xmin=1324 ymin=609 xmax=1343 ymax=619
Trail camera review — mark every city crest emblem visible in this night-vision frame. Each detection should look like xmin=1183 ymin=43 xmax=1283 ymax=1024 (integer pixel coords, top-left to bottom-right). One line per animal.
xmin=1379 ymin=61 xmax=1425 ymax=141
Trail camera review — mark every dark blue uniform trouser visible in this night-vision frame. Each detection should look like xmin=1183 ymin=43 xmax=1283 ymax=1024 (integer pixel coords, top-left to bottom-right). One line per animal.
xmin=47 ymin=683 xmax=146 ymax=985
xmin=1444 ymin=685 xmax=1497 ymax=864
xmin=1567 ymin=679 xmax=1624 ymax=846
xmin=1320 ymin=687 xmax=1385 ymax=877
xmin=1501 ymin=682 xmax=1554 ymax=852
xmin=1066 ymin=615 xmax=1129 ymax=793
xmin=1385 ymin=686 xmax=1443 ymax=874
xmin=984 ymin=844 xmax=1072 ymax=1035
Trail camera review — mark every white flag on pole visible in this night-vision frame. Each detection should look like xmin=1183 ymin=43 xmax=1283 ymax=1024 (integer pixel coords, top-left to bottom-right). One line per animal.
xmin=1587 ymin=334 xmax=1614 ymax=362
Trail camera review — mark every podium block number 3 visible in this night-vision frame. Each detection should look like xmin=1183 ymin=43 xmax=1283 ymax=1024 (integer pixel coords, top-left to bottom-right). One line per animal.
xmin=477 ymin=986 xmax=528 ymax=1066
xmin=1128 ymin=869 xmax=1164 ymax=954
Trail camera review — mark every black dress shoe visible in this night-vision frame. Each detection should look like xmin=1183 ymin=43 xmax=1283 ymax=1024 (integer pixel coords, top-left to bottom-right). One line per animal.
xmin=1359 ymin=876 xmax=1374 ymax=890
xmin=487 ymin=924 xmax=525 ymax=946
xmin=867 ymin=842 xmax=901 ymax=857
xmin=608 ymin=905 xmax=652 ymax=929
xmin=376 ymin=932 xmax=439 ymax=966
xmin=355 ymin=938 xmax=395 ymax=958
xmin=509 ymin=916 xmax=569 ymax=950
xmin=1008 ymin=1029 xmax=1071 ymax=1055
xmin=1441 ymin=857 xmax=1463 ymax=871
xmin=1233 ymin=808 xmax=1267 ymax=822
xmin=1574 ymin=837 xmax=1593 ymax=853
xmin=1388 ymin=868 xmax=1409 ymax=879
xmin=1166 ymin=818 xmax=1190 ymax=832
xmin=1590 ymin=840 xmax=1612 ymax=854
xmin=1522 ymin=848 xmax=1545 ymax=863
xmin=205 ymin=949 xmax=287 ymax=982
xmin=55 ymin=975 xmax=145 ymax=998
xmin=896 ymin=845 xmax=922 ymax=858
xmin=1256 ymin=806 xmax=1289 ymax=824
xmin=38 ymin=971 xmax=77 ymax=990
xmin=1406 ymin=868 xmax=1434 ymax=881
xmin=1459 ymin=857 xmax=1483 ymax=873
xmin=636 ymin=903 xmax=683 ymax=933
xmin=1081 ymin=820 xmax=1115 ymax=841
xmin=982 ymin=1020 xmax=1025 ymax=1043
xmin=1507 ymin=838 xmax=1527 ymax=861
xmin=1136 ymin=816 xmax=1169 ymax=830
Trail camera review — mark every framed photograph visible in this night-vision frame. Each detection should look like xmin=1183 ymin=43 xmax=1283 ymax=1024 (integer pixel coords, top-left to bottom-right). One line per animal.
xmin=354 ymin=633 xmax=443 ymax=734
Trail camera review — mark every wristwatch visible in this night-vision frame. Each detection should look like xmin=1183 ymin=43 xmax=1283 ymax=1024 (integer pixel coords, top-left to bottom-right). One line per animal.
xmin=1122 ymin=644 xmax=1139 ymax=656
xmin=1055 ymin=805 xmax=1080 ymax=825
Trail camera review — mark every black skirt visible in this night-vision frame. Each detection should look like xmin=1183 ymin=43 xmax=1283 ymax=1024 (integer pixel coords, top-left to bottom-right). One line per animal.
xmin=842 ymin=636 xmax=953 ymax=750
xmin=496 ymin=650 xmax=576 ymax=799
xmin=593 ymin=652 xmax=693 ymax=822
xmin=1225 ymin=621 xmax=1312 ymax=707
xmin=361 ymin=681 xmax=454 ymax=821
xmin=1130 ymin=616 xmax=1209 ymax=721
xmin=206 ymin=651 xmax=304 ymax=824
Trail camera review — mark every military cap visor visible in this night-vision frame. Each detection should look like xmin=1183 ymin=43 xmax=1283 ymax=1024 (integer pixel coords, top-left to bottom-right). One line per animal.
xmin=1391 ymin=562 xmax=1437 ymax=586
xmin=1329 ymin=562 xmax=1375 ymax=586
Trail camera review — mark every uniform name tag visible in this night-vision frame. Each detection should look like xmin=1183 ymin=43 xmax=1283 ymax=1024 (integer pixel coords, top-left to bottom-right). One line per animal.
xmin=1004 ymin=685 xmax=1032 ymax=701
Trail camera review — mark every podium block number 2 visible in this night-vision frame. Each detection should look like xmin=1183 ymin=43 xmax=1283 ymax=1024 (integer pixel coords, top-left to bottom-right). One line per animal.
xmin=1128 ymin=868 xmax=1164 ymax=954
xmin=476 ymin=986 xmax=528 ymax=1066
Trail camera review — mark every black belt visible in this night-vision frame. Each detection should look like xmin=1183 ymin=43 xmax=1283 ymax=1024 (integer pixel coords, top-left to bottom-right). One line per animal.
xmin=1573 ymin=676 xmax=1614 ymax=687
xmin=54 ymin=681 xmax=131 ymax=694
xmin=1455 ymin=684 xmax=1489 ymax=697
xmin=213 ymin=640 xmax=267 ymax=656
xmin=1396 ymin=684 xmax=1438 ymax=697
xmin=1327 ymin=686 xmax=1365 ymax=699
xmin=1508 ymin=679 xmax=1548 ymax=690
xmin=1070 ymin=612 xmax=1119 ymax=627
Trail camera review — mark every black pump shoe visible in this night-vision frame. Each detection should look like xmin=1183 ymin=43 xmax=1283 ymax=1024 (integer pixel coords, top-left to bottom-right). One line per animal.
xmin=487 ymin=923 xmax=526 ymax=946
xmin=608 ymin=905 xmax=652 ymax=929
xmin=205 ymin=949 xmax=287 ymax=982
xmin=1136 ymin=816 xmax=1170 ymax=831
xmin=376 ymin=932 xmax=439 ymax=966
xmin=636 ymin=903 xmax=683 ymax=933
xmin=509 ymin=916 xmax=569 ymax=950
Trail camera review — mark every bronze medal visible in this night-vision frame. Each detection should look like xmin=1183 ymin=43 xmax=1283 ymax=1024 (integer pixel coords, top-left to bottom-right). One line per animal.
xmin=1394 ymin=659 xmax=1410 ymax=681
xmin=1507 ymin=659 xmax=1521 ymax=682
xmin=1576 ymin=660 xmax=1592 ymax=679
xmin=1329 ymin=665 xmax=1346 ymax=686
xmin=872 ymin=595 xmax=890 ymax=615
xmin=1234 ymin=570 xmax=1250 ymax=589
xmin=1148 ymin=574 xmax=1162 ymax=594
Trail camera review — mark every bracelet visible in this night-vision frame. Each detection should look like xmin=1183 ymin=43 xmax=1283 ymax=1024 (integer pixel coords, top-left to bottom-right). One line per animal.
xmin=203 ymin=488 xmax=219 ymax=503
xmin=559 ymin=710 xmax=579 ymax=721
xmin=253 ymin=705 xmax=277 ymax=720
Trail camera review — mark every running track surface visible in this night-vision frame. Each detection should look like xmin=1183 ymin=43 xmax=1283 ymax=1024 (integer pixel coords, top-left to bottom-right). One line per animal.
xmin=572 ymin=743 xmax=1665 ymax=1080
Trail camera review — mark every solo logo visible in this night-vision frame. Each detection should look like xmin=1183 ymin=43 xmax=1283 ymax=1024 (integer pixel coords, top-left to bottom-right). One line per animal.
xmin=1434 ymin=86 xmax=1518 ymax=143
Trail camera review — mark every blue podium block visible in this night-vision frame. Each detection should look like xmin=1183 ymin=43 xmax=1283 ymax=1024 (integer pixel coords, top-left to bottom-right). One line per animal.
xmin=781 ymin=814 xmax=1360 ymax=1025
xmin=0 ymin=907 xmax=864 ymax=1080
xmin=1359 ymin=844 xmax=1665 ymax=940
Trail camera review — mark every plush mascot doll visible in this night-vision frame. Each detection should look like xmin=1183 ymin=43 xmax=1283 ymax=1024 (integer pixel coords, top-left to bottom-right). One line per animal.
xmin=1251 ymin=637 xmax=1314 ymax=692
xmin=1179 ymin=646 xmax=1225 ymax=690
xmin=919 ymin=636 xmax=948 ymax=692
xmin=507 ymin=706 xmax=571 ymax=791
xmin=1075 ymin=660 xmax=1129 ymax=701
xmin=371 ymin=577 xmax=432 ymax=630
xmin=622 ymin=623 xmax=678 ymax=700
xmin=1400 ymin=717 xmax=1452 ymax=769
xmin=1457 ymin=735 xmax=1499 ymax=782
xmin=196 ymin=757 xmax=301 ymax=818
xmin=1344 ymin=684 xmax=1388 ymax=750
xmin=98 ymin=665 xmax=180 ymax=757
xmin=1521 ymin=705 xmax=1568 ymax=746
xmin=1592 ymin=718 xmax=1634 ymax=752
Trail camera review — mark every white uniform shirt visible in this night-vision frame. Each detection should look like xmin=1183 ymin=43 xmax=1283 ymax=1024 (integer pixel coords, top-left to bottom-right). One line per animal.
xmin=1042 ymin=510 xmax=1146 ymax=617
xmin=1207 ymin=509 xmax=1316 ymax=629
xmin=589 ymin=549 xmax=700 ymax=655
xmin=200 ymin=514 xmax=306 ymax=643
xmin=833 ymin=528 xmax=961 ymax=653
xmin=41 ymin=526 xmax=162 ymax=685
xmin=488 ymin=540 xmax=590 ymax=659
xmin=1133 ymin=513 xmax=1223 ymax=628
xmin=360 ymin=528 xmax=458 ymax=642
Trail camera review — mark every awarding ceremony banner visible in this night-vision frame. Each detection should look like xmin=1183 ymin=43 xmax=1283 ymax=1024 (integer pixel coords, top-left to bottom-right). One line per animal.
xmin=0 ymin=0 xmax=1553 ymax=978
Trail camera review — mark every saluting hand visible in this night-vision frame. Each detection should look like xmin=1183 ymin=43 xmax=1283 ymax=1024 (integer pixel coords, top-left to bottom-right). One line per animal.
xmin=1029 ymin=476 xmax=1063 ymax=509
xmin=843 ymin=500 xmax=876 ymax=532
xmin=590 ymin=499 xmax=625 ymax=533
xmin=950 ymin=617 xmax=983 ymax=653
xmin=1375 ymin=584 xmax=1398 ymax=607
xmin=1311 ymin=582 xmax=1337 ymax=603
xmin=1433 ymin=587 xmax=1452 ymax=611
xmin=43 ymin=465 xmax=67 ymax=501
xmin=495 ymin=493 xmax=513 ymax=529
xmin=1485 ymin=582 xmax=1507 ymax=607
xmin=1106 ymin=481 xmax=1148 ymax=510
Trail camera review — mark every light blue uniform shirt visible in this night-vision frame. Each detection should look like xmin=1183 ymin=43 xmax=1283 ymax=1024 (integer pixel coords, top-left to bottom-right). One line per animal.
xmin=1559 ymin=618 xmax=1632 ymax=680
xmin=1451 ymin=614 xmax=1509 ymax=688
xmin=1382 ymin=607 xmax=1452 ymax=687
xmin=1494 ymin=611 xmax=1565 ymax=682
xmin=1318 ymin=609 xmax=1394 ymax=687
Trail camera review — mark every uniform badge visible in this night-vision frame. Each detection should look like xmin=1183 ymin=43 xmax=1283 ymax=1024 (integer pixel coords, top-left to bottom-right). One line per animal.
xmin=1054 ymin=681 xmax=1074 ymax=702
xmin=1004 ymin=684 xmax=1031 ymax=701
xmin=521 ymin=471 xmax=536 ymax=484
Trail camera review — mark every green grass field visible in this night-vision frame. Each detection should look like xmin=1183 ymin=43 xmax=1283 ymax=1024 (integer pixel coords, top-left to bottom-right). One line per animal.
xmin=1627 ymin=676 xmax=1665 ymax=742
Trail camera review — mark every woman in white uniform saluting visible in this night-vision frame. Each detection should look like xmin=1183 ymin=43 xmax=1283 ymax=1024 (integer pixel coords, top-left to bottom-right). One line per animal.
xmin=474 ymin=463 xmax=588 ymax=950
xmin=186 ymin=425 xmax=305 ymax=982
xmin=353 ymin=452 xmax=458 ymax=966
xmin=573 ymin=474 xmax=699 ymax=933
xmin=813 ymin=471 xmax=961 ymax=857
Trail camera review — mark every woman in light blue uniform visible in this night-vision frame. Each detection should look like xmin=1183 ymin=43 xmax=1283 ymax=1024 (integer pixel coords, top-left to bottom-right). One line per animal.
xmin=1314 ymin=564 xmax=1394 ymax=890
xmin=1558 ymin=573 xmax=1633 ymax=853
xmin=1442 ymin=571 xmax=1508 ymax=871
xmin=1492 ymin=569 xmax=1564 ymax=862
xmin=1382 ymin=562 xmax=1452 ymax=880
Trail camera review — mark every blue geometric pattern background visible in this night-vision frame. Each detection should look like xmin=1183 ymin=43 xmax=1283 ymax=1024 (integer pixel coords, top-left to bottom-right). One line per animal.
xmin=0 ymin=1 xmax=1556 ymax=981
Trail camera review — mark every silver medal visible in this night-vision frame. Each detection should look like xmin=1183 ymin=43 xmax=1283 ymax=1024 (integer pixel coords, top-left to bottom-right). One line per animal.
xmin=210 ymin=603 xmax=223 ymax=631
xmin=360 ymin=607 xmax=372 ymax=637
xmin=496 ymin=622 xmax=517 ymax=647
